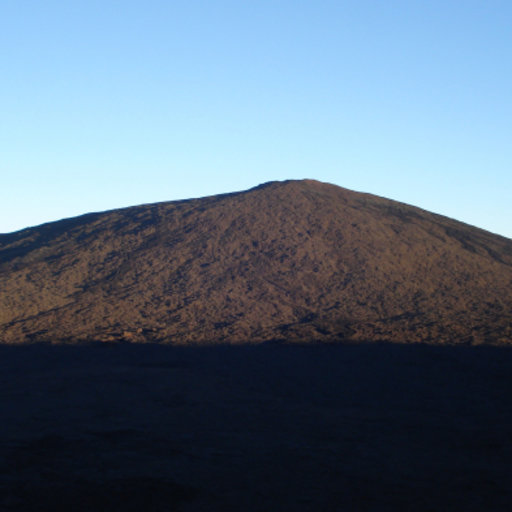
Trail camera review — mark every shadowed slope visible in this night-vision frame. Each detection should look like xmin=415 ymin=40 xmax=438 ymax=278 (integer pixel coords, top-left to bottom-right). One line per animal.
xmin=1 ymin=180 xmax=511 ymax=344
xmin=1 ymin=343 xmax=511 ymax=511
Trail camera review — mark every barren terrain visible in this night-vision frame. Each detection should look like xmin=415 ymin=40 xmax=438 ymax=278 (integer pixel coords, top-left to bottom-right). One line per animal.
xmin=1 ymin=343 xmax=511 ymax=511
xmin=2 ymin=181 xmax=512 ymax=510
xmin=1 ymin=179 xmax=511 ymax=345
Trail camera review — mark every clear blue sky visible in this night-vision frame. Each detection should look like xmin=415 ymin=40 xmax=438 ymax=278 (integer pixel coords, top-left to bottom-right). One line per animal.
xmin=1 ymin=1 xmax=511 ymax=238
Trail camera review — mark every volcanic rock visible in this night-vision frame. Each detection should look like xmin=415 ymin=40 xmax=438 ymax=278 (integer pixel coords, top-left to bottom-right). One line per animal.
xmin=1 ymin=180 xmax=511 ymax=345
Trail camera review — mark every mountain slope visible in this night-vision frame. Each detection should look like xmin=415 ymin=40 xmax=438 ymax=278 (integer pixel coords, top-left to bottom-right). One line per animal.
xmin=1 ymin=180 xmax=511 ymax=345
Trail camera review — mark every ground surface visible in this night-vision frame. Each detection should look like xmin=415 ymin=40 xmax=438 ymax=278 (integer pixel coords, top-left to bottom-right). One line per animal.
xmin=2 ymin=180 xmax=512 ymax=345
xmin=1 ymin=342 xmax=511 ymax=511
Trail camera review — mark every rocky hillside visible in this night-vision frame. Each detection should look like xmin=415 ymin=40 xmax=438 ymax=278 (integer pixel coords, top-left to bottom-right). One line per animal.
xmin=1 ymin=180 xmax=511 ymax=345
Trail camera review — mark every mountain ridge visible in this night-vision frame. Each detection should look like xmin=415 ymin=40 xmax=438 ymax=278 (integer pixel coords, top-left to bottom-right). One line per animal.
xmin=1 ymin=179 xmax=511 ymax=345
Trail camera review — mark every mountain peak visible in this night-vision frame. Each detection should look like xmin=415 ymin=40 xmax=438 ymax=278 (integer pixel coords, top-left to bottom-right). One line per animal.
xmin=1 ymin=181 xmax=511 ymax=345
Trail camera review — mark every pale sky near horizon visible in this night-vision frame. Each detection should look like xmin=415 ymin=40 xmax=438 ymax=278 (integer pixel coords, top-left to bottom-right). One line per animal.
xmin=1 ymin=1 xmax=511 ymax=238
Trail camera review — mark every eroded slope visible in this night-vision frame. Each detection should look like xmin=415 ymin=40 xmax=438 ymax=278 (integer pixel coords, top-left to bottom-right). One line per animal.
xmin=1 ymin=180 xmax=511 ymax=344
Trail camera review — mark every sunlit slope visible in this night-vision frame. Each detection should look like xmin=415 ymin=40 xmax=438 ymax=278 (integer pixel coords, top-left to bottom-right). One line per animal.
xmin=1 ymin=180 xmax=511 ymax=344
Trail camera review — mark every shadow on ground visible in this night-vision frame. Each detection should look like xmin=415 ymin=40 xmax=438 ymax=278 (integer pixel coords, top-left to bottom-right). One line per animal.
xmin=1 ymin=342 xmax=511 ymax=511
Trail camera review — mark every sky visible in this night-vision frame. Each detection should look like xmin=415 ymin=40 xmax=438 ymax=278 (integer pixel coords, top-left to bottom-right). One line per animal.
xmin=1 ymin=1 xmax=511 ymax=238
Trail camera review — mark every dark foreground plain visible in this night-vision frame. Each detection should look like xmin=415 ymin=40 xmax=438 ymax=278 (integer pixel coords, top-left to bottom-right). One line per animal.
xmin=1 ymin=343 xmax=511 ymax=511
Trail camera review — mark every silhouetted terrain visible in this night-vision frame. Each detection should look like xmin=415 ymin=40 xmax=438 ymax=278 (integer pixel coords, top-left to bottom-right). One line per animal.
xmin=1 ymin=179 xmax=511 ymax=345
xmin=0 ymin=343 xmax=511 ymax=511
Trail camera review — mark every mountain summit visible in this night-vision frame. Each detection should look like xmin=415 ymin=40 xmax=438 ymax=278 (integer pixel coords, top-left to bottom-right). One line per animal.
xmin=1 ymin=180 xmax=511 ymax=345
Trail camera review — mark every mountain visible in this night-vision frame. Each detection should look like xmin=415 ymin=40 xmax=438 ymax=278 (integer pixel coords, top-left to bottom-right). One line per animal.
xmin=1 ymin=179 xmax=511 ymax=345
